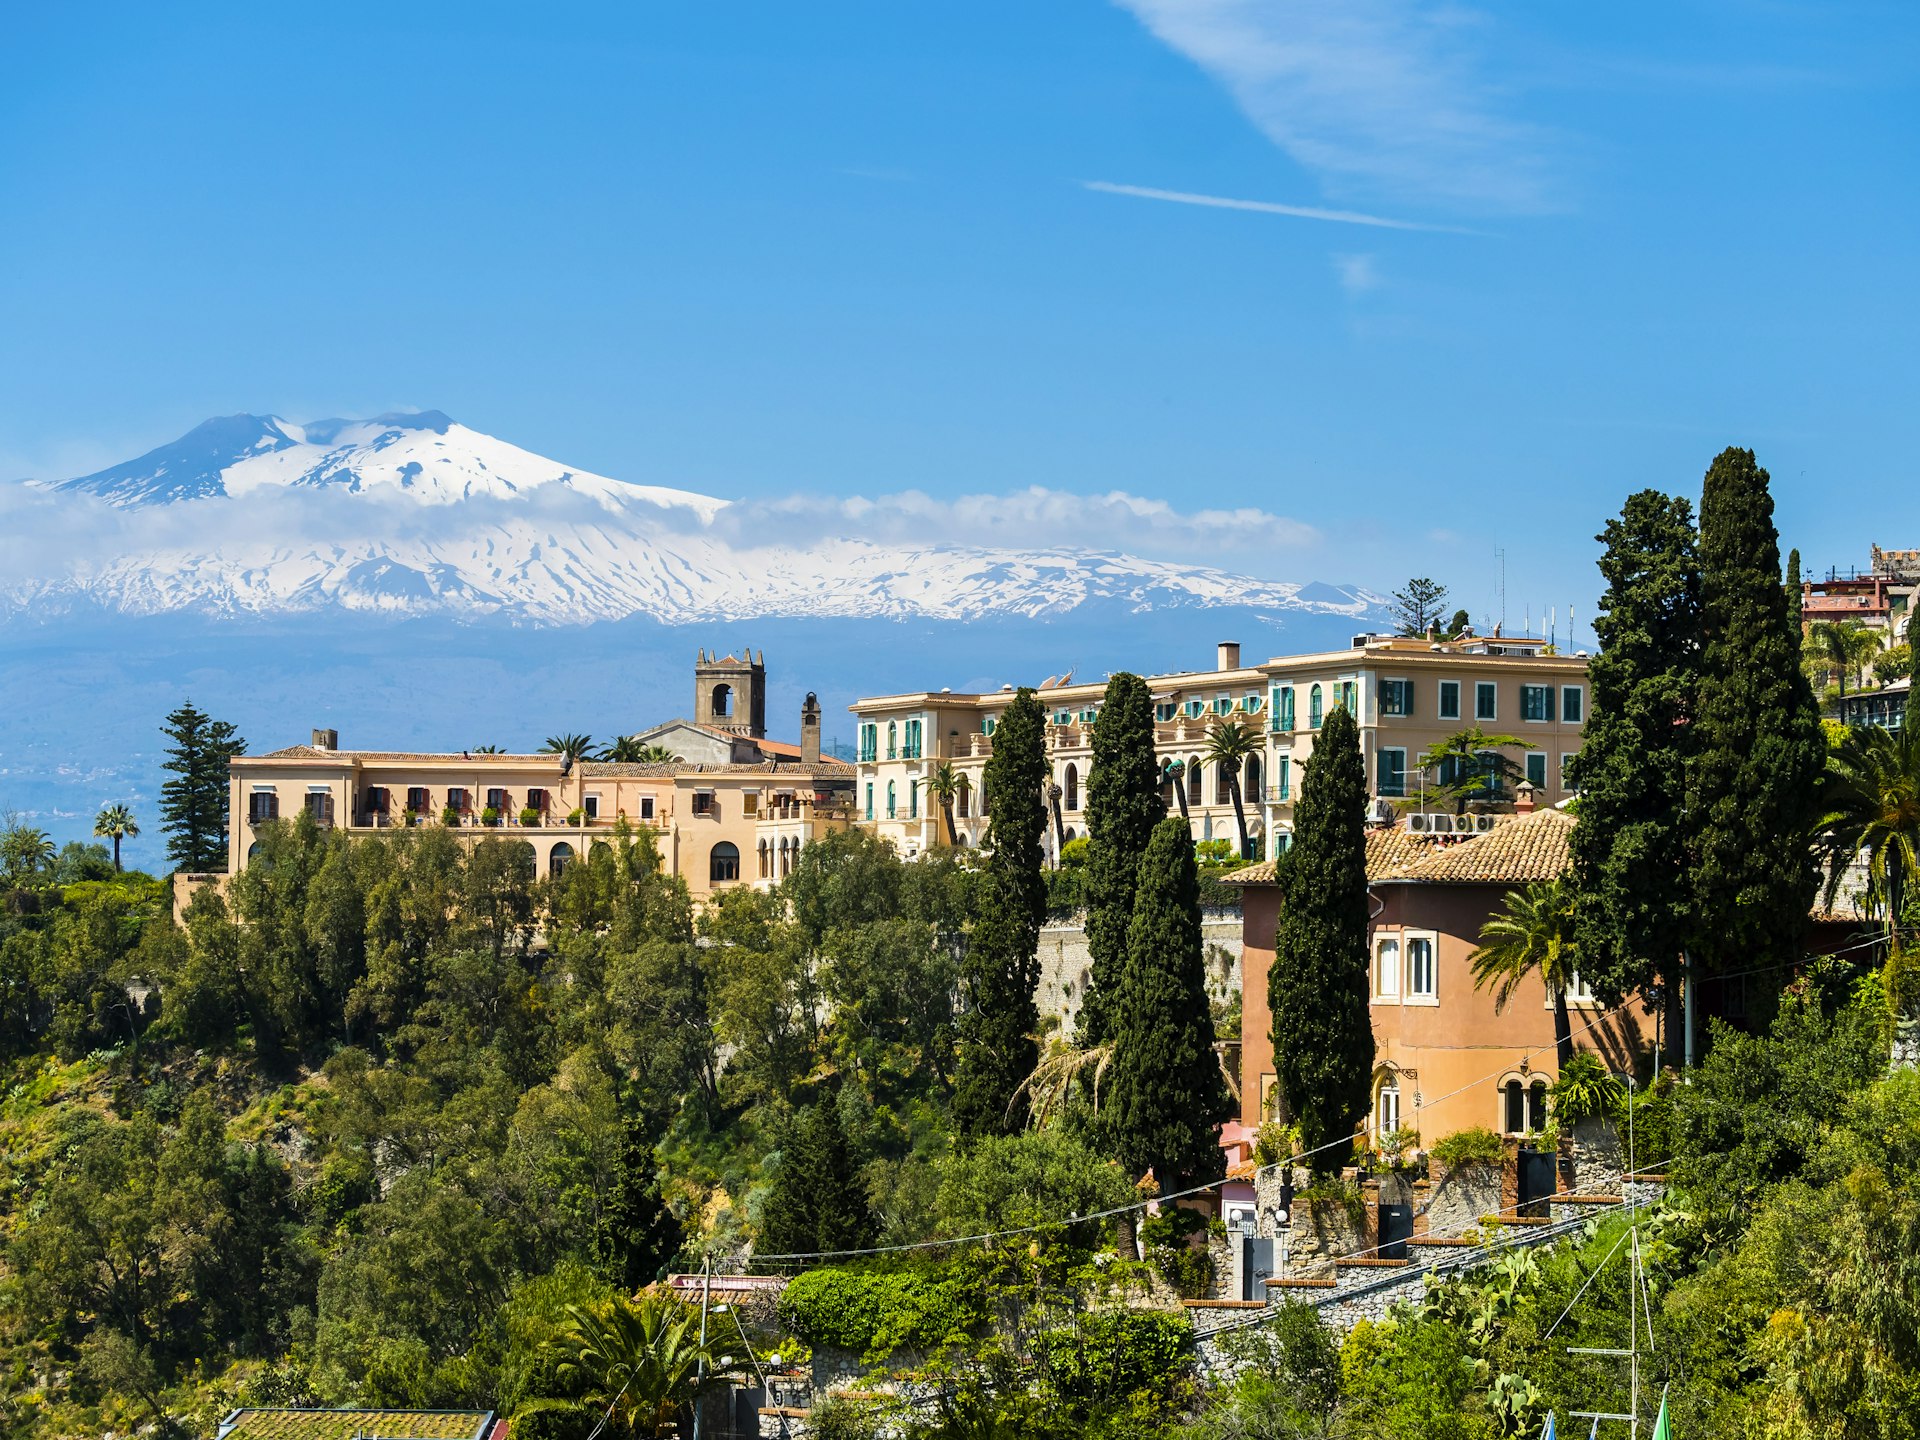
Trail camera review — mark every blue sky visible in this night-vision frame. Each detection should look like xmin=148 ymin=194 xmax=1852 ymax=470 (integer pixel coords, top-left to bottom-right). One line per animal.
xmin=2 ymin=0 xmax=1916 ymax=636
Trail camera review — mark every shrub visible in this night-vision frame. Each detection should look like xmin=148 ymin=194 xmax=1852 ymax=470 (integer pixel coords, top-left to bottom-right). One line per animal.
xmin=441 ymin=805 xmax=460 ymax=826
xmin=566 ymin=807 xmax=585 ymax=826
xmin=1551 ymin=1053 xmax=1625 ymax=1125
xmin=518 ymin=806 xmax=541 ymax=827
xmin=778 ymin=1263 xmax=982 ymax=1361
xmin=1252 ymin=1120 xmax=1300 ymax=1169
xmin=1140 ymin=1206 xmax=1212 ymax=1298
xmin=1431 ymin=1126 xmax=1504 ymax=1171
xmin=481 ymin=807 xmax=500 ymax=827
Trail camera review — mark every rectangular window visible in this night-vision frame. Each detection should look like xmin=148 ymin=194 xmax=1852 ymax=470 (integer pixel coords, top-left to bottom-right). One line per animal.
xmin=406 ymin=786 xmax=429 ymax=815
xmin=305 ymin=790 xmax=335 ymax=824
xmin=742 ymin=792 xmax=759 ymax=817
xmin=983 ymin=716 xmax=997 ymax=736
xmin=1561 ymin=753 xmax=1578 ymax=792
xmin=1561 ymin=686 xmax=1585 ymax=723
xmin=1380 ymin=678 xmax=1414 ymax=717
xmin=1055 ymin=710 xmax=1072 ymax=726
xmin=908 ymin=781 xmax=918 ymax=819
xmin=584 ymin=793 xmax=601 ymax=820
xmin=1476 ymin=681 xmax=1498 ymax=721
xmin=1521 ymin=684 xmax=1553 ymax=722
xmin=1156 ymin=701 xmax=1177 ymax=723
xmin=1439 ymin=680 xmax=1461 ymax=720
xmin=692 ymin=791 xmax=716 ymax=816
xmin=1526 ymin=751 xmax=1548 ymax=789
xmin=865 ymin=784 xmax=874 ymax=821
xmin=859 ymin=724 xmax=877 ymax=763
xmin=1377 ymin=748 xmax=1407 ymax=798
xmin=1186 ymin=699 xmax=1205 ymax=718
xmin=639 ymin=796 xmax=655 ymax=820
xmin=1407 ymin=937 xmax=1436 ymax=999
xmin=1375 ymin=939 xmax=1401 ymax=1000
xmin=248 ymin=788 xmax=279 ymax=823
xmin=1279 ymin=687 xmax=1296 ymax=731
xmin=1275 ymin=757 xmax=1291 ymax=800
xmin=1245 ymin=692 xmax=1263 ymax=714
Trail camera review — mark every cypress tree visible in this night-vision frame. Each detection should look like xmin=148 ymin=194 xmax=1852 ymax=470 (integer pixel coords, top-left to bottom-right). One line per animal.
xmin=1105 ymin=816 xmax=1227 ymax=1189
xmin=1568 ymin=491 xmax=1700 ymax=1014
xmin=159 ymin=702 xmax=247 ymax=874
xmin=952 ymin=686 xmax=1048 ymax=1137
xmin=1268 ymin=705 xmax=1372 ymax=1172
xmin=1079 ymin=672 xmax=1165 ymax=1045
xmin=1785 ymin=546 xmax=1803 ymax=634
xmin=758 ymin=1100 xmax=876 ymax=1257
xmin=1689 ymin=448 xmax=1825 ymax=976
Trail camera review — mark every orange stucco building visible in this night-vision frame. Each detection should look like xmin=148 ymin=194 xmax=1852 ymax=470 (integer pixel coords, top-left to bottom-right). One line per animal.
xmin=1233 ymin=807 xmax=1653 ymax=1148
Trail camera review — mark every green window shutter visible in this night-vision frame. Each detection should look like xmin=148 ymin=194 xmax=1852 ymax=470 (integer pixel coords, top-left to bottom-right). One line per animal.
xmin=1526 ymin=752 xmax=1547 ymax=788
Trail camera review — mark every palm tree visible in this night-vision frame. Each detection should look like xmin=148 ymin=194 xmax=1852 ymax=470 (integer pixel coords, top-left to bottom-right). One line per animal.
xmin=1049 ymin=781 xmax=1067 ymax=861
xmin=928 ymin=762 xmax=961 ymax=845
xmin=541 ymin=733 xmax=599 ymax=764
xmin=537 ymin=1294 xmax=729 ymax=1438
xmin=0 ymin=825 xmax=57 ymax=886
xmin=605 ymin=736 xmax=680 ymax=764
xmin=1414 ymin=728 xmax=1535 ymax=816
xmin=1204 ymin=719 xmax=1262 ymax=859
xmin=1167 ymin=760 xmax=1189 ymax=819
xmin=1806 ymin=621 xmax=1884 ymax=702
xmin=92 ymin=804 xmax=139 ymax=872
xmin=471 ymin=743 xmax=504 ymax=754
xmin=1818 ymin=724 xmax=1919 ymax=941
xmin=1468 ymin=877 xmax=1581 ymax=1068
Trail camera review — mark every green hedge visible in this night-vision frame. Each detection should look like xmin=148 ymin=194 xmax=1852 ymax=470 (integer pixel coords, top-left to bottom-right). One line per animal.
xmin=778 ymin=1264 xmax=984 ymax=1360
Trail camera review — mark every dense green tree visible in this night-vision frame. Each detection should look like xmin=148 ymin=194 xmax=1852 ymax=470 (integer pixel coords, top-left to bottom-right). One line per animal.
xmin=1568 ymin=490 xmax=1700 ymax=1009
xmin=1689 ymin=448 xmax=1825 ymax=978
xmin=758 ymin=1100 xmax=877 ymax=1258
xmin=1785 ymin=545 xmax=1802 ymax=632
xmin=1411 ymin=727 xmax=1534 ymax=815
xmin=1390 ymin=577 xmax=1451 ymax=636
xmin=1104 ymin=817 xmax=1228 ymax=1189
xmin=1805 ymin=619 xmax=1883 ymax=700
xmin=1079 ymin=672 xmax=1163 ymax=1045
xmin=1818 ymin=723 xmax=1920 ymax=937
xmin=953 ymin=686 xmax=1048 ymax=1137
xmin=158 ymin=701 xmax=246 ymax=873
xmin=1268 ymin=705 xmax=1372 ymax=1171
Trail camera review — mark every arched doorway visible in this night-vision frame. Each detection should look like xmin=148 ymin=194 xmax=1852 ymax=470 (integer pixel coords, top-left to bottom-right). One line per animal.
xmin=710 ymin=841 xmax=741 ymax=884
xmin=549 ymin=841 xmax=575 ymax=877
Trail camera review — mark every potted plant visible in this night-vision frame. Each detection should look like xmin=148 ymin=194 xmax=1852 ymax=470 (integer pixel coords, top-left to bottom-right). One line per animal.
xmin=519 ymin=805 xmax=541 ymax=827
xmin=481 ymin=807 xmax=500 ymax=827
xmin=441 ymin=804 xmax=460 ymax=826
xmin=567 ymin=807 xmax=585 ymax=827
xmin=407 ymin=809 xmax=425 ymax=827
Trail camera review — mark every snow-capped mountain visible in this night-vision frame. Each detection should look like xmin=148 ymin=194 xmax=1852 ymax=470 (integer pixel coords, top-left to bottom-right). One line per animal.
xmin=14 ymin=411 xmax=1382 ymax=626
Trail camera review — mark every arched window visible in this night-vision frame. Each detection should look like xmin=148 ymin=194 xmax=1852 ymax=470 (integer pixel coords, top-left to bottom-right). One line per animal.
xmin=957 ymin=777 xmax=971 ymax=818
xmin=886 ymin=781 xmax=897 ymax=818
xmin=1503 ymin=1078 xmax=1526 ymax=1135
xmin=1528 ymin=1080 xmax=1549 ymax=1133
xmin=1187 ymin=757 xmax=1203 ymax=803
xmin=246 ymin=841 xmax=262 ymax=862
xmin=712 ymin=682 xmax=733 ymax=718
xmin=1062 ymin=826 xmax=1077 ymax=842
xmin=886 ymin=721 xmax=898 ymax=759
xmin=1160 ymin=762 xmax=1177 ymax=808
xmin=757 ymin=839 xmax=770 ymax=879
xmin=549 ymin=841 xmax=575 ymax=878
xmin=1215 ymin=760 xmax=1232 ymax=806
xmin=710 ymin=841 xmax=741 ymax=884
xmin=1309 ymin=685 xmax=1324 ymax=728
xmin=1063 ymin=763 xmax=1079 ymax=811
xmin=1245 ymin=753 xmax=1263 ymax=802
xmin=1375 ymin=1073 xmax=1402 ymax=1137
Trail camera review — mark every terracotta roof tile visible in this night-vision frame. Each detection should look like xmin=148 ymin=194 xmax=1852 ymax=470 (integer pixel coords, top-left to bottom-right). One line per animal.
xmin=1222 ymin=825 xmax=1446 ymax=886
xmin=244 ymin=747 xmax=559 ymax=765
xmin=1387 ymin=808 xmax=1575 ymax=886
xmin=219 ymin=1410 xmax=492 ymax=1440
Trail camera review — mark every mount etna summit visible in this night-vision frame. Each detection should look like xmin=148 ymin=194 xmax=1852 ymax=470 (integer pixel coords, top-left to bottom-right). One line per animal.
xmin=19 ymin=410 xmax=1379 ymax=627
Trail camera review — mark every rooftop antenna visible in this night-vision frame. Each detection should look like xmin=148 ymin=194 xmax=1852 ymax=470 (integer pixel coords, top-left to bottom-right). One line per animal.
xmin=1498 ymin=548 xmax=1508 ymax=633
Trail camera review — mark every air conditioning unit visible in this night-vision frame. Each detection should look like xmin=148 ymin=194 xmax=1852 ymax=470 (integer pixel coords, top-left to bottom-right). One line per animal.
xmin=1430 ymin=814 xmax=1456 ymax=834
xmin=1475 ymin=814 xmax=1499 ymax=833
xmin=1406 ymin=814 xmax=1431 ymax=833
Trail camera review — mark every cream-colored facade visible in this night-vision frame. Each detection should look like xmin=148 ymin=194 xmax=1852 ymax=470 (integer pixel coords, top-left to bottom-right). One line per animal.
xmin=849 ymin=634 xmax=1590 ymax=858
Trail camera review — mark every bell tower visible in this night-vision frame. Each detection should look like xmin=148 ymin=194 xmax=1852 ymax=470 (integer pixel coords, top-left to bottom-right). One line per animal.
xmin=694 ymin=648 xmax=766 ymax=737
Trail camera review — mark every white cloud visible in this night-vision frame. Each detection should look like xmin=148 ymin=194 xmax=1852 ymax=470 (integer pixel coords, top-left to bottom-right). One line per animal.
xmin=1082 ymin=180 xmax=1477 ymax=233
xmin=1114 ymin=0 xmax=1553 ymax=213
xmin=1333 ymin=252 xmax=1381 ymax=293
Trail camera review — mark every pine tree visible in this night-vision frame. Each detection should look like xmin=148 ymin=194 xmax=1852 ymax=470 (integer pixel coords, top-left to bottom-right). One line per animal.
xmin=1390 ymin=578 xmax=1450 ymax=636
xmin=757 ymin=1101 xmax=876 ymax=1257
xmin=1690 ymin=448 xmax=1825 ymax=977
xmin=952 ymin=687 xmax=1048 ymax=1137
xmin=1268 ymin=705 xmax=1372 ymax=1172
xmin=1568 ymin=491 xmax=1700 ymax=1013
xmin=159 ymin=702 xmax=247 ymax=874
xmin=1105 ymin=816 xmax=1227 ymax=1188
xmin=1078 ymin=672 xmax=1164 ymax=1045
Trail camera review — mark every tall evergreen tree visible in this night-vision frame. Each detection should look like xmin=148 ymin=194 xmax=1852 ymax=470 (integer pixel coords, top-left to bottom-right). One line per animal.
xmin=952 ymin=687 xmax=1048 ymax=1137
xmin=756 ymin=1100 xmax=875 ymax=1257
xmin=1785 ymin=546 xmax=1803 ymax=634
xmin=1078 ymin=672 xmax=1164 ymax=1045
xmin=1268 ymin=705 xmax=1372 ymax=1172
xmin=159 ymin=703 xmax=246 ymax=874
xmin=1689 ymin=448 xmax=1825 ymax=976
xmin=1568 ymin=491 xmax=1700 ymax=1011
xmin=1105 ymin=816 xmax=1227 ymax=1188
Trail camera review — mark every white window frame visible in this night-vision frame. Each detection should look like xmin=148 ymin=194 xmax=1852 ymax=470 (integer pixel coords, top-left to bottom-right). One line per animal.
xmin=1476 ymin=680 xmax=1499 ymax=721
xmin=1561 ymin=685 xmax=1585 ymax=724
xmin=1377 ymin=746 xmax=1408 ymax=798
xmin=1520 ymin=683 xmax=1552 ymax=724
xmin=1375 ymin=1076 xmax=1402 ymax=1136
xmin=1525 ymin=751 xmax=1548 ymax=789
xmin=1405 ymin=932 xmax=1438 ymax=1003
xmin=1380 ymin=676 xmax=1413 ymax=718
xmin=639 ymin=796 xmax=656 ymax=821
xmin=1374 ymin=937 xmax=1401 ymax=1001
xmin=1439 ymin=679 xmax=1461 ymax=720
xmin=584 ymin=793 xmax=602 ymax=820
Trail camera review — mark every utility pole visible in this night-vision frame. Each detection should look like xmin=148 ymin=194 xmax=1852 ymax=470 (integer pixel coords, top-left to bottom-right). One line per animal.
xmin=691 ymin=1256 xmax=712 ymax=1440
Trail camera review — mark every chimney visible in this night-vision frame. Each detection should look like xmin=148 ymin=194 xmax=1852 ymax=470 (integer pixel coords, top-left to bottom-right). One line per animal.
xmin=1217 ymin=641 xmax=1241 ymax=671
xmin=801 ymin=691 xmax=822 ymax=765
xmin=312 ymin=727 xmax=338 ymax=751
xmin=1514 ymin=781 xmax=1538 ymax=814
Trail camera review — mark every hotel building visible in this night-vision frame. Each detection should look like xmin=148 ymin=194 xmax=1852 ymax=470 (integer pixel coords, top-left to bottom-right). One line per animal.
xmin=848 ymin=632 xmax=1591 ymax=858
